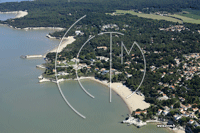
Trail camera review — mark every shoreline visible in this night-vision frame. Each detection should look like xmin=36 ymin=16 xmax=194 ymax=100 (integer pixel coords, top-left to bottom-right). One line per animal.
xmin=41 ymin=76 xmax=185 ymax=133
xmin=38 ymin=76 xmax=149 ymax=113
xmin=0 ymin=20 xmax=65 ymax=31
xmin=0 ymin=11 xmax=65 ymax=31
xmin=0 ymin=23 xmax=65 ymax=31
xmin=75 ymin=77 xmax=150 ymax=113
xmin=45 ymin=36 xmax=76 ymax=56
xmin=23 ymin=27 xmax=65 ymax=31
xmin=0 ymin=10 xmax=68 ymax=57
xmin=0 ymin=10 xmax=28 ymax=19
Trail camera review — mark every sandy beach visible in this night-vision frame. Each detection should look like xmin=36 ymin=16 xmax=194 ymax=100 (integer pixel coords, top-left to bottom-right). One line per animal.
xmin=15 ymin=10 xmax=28 ymax=18
xmin=0 ymin=10 xmax=28 ymax=19
xmin=48 ymin=36 xmax=76 ymax=53
xmin=175 ymin=130 xmax=185 ymax=133
xmin=84 ymin=77 xmax=150 ymax=113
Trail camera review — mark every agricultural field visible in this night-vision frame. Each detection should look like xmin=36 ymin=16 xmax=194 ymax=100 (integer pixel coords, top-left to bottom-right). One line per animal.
xmin=180 ymin=9 xmax=200 ymax=19
xmin=109 ymin=10 xmax=182 ymax=23
xmin=180 ymin=12 xmax=200 ymax=20
xmin=169 ymin=14 xmax=200 ymax=24
xmin=109 ymin=10 xmax=200 ymax=24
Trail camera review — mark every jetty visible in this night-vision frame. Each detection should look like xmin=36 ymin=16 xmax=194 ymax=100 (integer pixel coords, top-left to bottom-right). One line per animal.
xmin=123 ymin=116 xmax=147 ymax=127
xmin=38 ymin=75 xmax=66 ymax=83
xmin=38 ymin=78 xmax=50 ymax=83
xmin=36 ymin=65 xmax=46 ymax=69
xmin=20 ymin=55 xmax=43 ymax=59
xmin=38 ymin=75 xmax=43 ymax=79
xmin=51 ymin=78 xmax=65 ymax=83
xmin=37 ymin=75 xmax=50 ymax=83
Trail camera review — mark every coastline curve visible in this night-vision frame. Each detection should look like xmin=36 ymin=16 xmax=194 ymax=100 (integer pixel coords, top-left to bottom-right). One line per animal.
xmin=55 ymin=15 xmax=87 ymax=119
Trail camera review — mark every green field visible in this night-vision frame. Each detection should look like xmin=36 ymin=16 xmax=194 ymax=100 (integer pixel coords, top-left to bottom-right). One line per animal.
xmin=109 ymin=10 xmax=182 ymax=23
xmin=180 ymin=9 xmax=200 ymax=19
xmin=169 ymin=14 xmax=200 ymax=24
xmin=180 ymin=13 xmax=200 ymax=20
xmin=109 ymin=10 xmax=200 ymax=24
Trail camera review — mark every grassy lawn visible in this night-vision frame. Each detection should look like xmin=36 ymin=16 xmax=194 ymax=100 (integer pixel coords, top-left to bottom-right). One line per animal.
xmin=180 ymin=9 xmax=200 ymax=19
xmin=169 ymin=14 xmax=200 ymax=24
xmin=180 ymin=13 xmax=200 ymax=20
xmin=109 ymin=10 xmax=182 ymax=23
xmin=67 ymin=61 xmax=75 ymax=65
xmin=108 ymin=10 xmax=200 ymax=24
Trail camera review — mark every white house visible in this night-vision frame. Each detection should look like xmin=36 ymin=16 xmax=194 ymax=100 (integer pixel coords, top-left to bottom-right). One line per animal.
xmin=174 ymin=115 xmax=182 ymax=121
xmin=158 ymin=109 xmax=162 ymax=115
xmin=163 ymin=110 xmax=169 ymax=116
xmin=189 ymin=119 xmax=194 ymax=124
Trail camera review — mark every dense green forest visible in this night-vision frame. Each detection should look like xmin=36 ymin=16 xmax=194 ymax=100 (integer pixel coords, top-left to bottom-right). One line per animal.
xmin=0 ymin=0 xmax=200 ymax=28
xmin=45 ymin=13 xmax=200 ymax=99
xmin=43 ymin=12 xmax=200 ymax=130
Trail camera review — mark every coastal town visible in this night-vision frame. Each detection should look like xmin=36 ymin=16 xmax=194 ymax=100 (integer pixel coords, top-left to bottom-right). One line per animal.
xmin=1 ymin=0 xmax=200 ymax=133
xmin=34 ymin=22 xmax=200 ymax=133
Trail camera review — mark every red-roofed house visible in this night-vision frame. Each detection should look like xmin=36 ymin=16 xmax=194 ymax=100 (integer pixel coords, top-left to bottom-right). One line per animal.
xmin=158 ymin=109 xmax=162 ymax=115
xmin=187 ymin=104 xmax=192 ymax=109
xmin=170 ymin=86 xmax=175 ymax=90
xmin=189 ymin=119 xmax=194 ymax=124
xmin=135 ymin=112 xmax=141 ymax=115
xmin=142 ymin=110 xmax=147 ymax=115
xmin=193 ymin=107 xmax=199 ymax=112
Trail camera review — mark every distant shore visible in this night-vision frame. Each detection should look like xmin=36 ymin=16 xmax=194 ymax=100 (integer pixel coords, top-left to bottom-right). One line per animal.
xmin=0 ymin=10 xmax=28 ymax=19
xmin=23 ymin=27 xmax=65 ymax=31
xmin=0 ymin=10 xmax=65 ymax=31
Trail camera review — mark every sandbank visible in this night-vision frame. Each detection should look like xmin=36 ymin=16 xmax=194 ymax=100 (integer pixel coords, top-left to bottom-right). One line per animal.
xmin=48 ymin=36 xmax=76 ymax=53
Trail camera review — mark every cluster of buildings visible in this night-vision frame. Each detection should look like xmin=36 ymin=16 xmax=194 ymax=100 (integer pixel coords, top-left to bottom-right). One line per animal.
xmin=156 ymin=101 xmax=200 ymax=126
xmin=182 ymin=53 xmax=200 ymax=80
xmin=75 ymin=30 xmax=84 ymax=36
xmin=147 ymin=52 xmax=200 ymax=129
xmin=159 ymin=25 xmax=190 ymax=32
xmin=96 ymin=46 xmax=108 ymax=50
xmin=155 ymin=53 xmax=200 ymax=93
xmin=183 ymin=53 xmax=200 ymax=61
xmin=154 ymin=12 xmax=168 ymax=16
xmin=96 ymin=56 xmax=109 ymax=62
xmin=157 ymin=106 xmax=170 ymax=116
xmin=173 ymin=103 xmax=200 ymax=125
xmin=101 ymin=24 xmax=119 ymax=31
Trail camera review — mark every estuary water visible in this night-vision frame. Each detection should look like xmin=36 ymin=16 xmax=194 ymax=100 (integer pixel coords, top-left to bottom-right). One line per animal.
xmin=0 ymin=0 xmax=29 ymax=3
xmin=0 ymin=3 xmax=172 ymax=133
